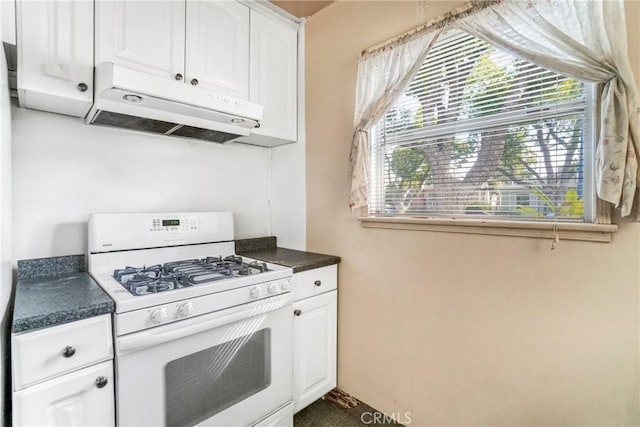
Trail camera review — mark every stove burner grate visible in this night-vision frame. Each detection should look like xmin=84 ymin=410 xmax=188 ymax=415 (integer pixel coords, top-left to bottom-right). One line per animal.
xmin=112 ymin=256 xmax=270 ymax=296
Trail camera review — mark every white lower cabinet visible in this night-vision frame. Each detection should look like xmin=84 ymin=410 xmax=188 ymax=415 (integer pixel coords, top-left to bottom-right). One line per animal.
xmin=12 ymin=315 xmax=115 ymax=427
xmin=292 ymin=266 xmax=337 ymax=413
xmin=13 ymin=361 xmax=115 ymax=427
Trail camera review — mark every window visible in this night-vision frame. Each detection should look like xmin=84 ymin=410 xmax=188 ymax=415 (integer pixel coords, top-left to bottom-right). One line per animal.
xmin=370 ymin=29 xmax=596 ymax=222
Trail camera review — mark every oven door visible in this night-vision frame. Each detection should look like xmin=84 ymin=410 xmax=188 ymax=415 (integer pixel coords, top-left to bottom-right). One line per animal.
xmin=115 ymin=294 xmax=292 ymax=427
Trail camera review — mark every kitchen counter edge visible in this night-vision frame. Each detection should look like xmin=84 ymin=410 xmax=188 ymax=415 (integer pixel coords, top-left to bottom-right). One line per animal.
xmin=238 ymin=247 xmax=341 ymax=273
xmin=12 ymin=256 xmax=114 ymax=334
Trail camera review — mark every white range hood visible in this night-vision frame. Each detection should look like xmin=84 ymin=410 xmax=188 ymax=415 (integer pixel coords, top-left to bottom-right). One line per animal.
xmin=86 ymin=63 xmax=264 ymax=143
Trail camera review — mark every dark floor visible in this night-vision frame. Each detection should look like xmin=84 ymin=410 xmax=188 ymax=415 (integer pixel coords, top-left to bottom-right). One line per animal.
xmin=294 ymin=399 xmax=403 ymax=427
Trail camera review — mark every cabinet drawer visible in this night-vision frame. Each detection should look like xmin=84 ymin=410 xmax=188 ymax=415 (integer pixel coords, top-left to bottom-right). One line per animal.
xmin=291 ymin=265 xmax=337 ymax=302
xmin=13 ymin=315 xmax=113 ymax=390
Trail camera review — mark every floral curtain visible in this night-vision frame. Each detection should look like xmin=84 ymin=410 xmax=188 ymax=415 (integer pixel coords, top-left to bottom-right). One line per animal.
xmin=455 ymin=0 xmax=640 ymax=217
xmin=349 ymin=28 xmax=443 ymax=211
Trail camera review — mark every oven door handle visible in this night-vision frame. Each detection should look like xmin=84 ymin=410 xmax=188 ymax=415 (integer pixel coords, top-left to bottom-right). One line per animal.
xmin=117 ymin=294 xmax=291 ymax=355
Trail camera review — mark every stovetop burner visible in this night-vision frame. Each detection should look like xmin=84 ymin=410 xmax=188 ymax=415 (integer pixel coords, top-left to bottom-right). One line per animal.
xmin=113 ymin=255 xmax=270 ymax=296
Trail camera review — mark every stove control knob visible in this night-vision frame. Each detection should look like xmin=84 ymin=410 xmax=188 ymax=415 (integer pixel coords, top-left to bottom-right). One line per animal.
xmin=249 ymin=287 xmax=261 ymax=299
xmin=177 ymin=302 xmax=194 ymax=318
xmin=281 ymin=280 xmax=291 ymax=291
xmin=268 ymin=283 xmax=279 ymax=294
xmin=150 ymin=308 xmax=168 ymax=324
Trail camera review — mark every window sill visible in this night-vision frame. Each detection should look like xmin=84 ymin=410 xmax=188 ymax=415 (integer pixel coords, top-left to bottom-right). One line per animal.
xmin=358 ymin=217 xmax=618 ymax=243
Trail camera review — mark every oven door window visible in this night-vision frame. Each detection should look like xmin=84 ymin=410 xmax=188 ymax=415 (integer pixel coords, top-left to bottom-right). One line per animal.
xmin=165 ymin=328 xmax=271 ymax=427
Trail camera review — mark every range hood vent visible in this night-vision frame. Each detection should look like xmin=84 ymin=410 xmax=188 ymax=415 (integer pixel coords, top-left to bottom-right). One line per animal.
xmin=90 ymin=110 xmax=243 ymax=143
xmin=87 ymin=63 xmax=263 ymax=144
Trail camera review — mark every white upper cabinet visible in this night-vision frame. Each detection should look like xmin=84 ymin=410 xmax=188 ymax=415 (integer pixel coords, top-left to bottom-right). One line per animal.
xmin=16 ymin=0 xmax=94 ymax=117
xmin=247 ymin=10 xmax=298 ymax=144
xmin=95 ymin=0 xmax=185 ymax=81
xmin=17 ymin=0 xmax=302 ymax=145
xmin=96 ymin=0 xmax=249 ymax=97
xmin=185 ymin=0 xmax=249 ymax=98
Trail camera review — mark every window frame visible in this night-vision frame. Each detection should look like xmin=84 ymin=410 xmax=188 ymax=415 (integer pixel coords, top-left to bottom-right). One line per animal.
xmin=368 ymin=29 xmax=599 ymax=224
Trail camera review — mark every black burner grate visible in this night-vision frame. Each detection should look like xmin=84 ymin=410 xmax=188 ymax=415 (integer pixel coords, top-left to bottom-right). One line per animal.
xmin=112 ymin=256 xmax=269 ymax=296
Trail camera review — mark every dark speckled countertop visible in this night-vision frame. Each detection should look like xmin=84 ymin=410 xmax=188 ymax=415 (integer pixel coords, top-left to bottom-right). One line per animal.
xmin=236 ymin=237 xmax=340 ymax=273
xmin=12 ymin=255 xmax=114 ymax=334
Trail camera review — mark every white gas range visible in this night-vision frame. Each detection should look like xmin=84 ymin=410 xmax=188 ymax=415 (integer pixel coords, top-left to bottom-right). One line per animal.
xmin=88 ymin=212 xmax=294 ymax=427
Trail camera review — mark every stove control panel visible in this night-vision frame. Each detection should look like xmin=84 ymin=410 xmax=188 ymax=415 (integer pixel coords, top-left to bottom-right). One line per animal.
xmin=118 ymin=278 xmax=294 ymax=334
xmin=251 ymin=279 xmax=290 ymax=298
xmin=150 ymin=215 xmax=199 ymax=233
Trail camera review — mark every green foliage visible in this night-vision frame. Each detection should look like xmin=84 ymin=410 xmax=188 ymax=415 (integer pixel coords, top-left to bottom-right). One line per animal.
xmin=464 ymin=201 xmax=491 ymax=212
xmin=464 ymin=51 xmax=511 ymax=118
xmin=532 ymin=74 xmax=582 ymax=106
xmin=383 ymin=147 xmax=431 ymax=211
xmin=415 ymin=106 xmax=425 ymax=128
xmin=451 ymin=135 xmax=476 ymax=168
xmin=558 ymin=189 xmax=583 ymax=217
xmin=497 ymin=126 xmax=537 ymax=182
xmin=516 ymin=205 xmax=543 ymax=217
xmin=516 ymin=187 xmax=584 ymax=218
xmin=388 ymin=147 xmax=430 ymax=188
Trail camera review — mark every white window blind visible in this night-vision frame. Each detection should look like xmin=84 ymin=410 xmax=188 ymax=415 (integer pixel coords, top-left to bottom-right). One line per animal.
xmin=370 ymin=29 xmax=595 ymax=222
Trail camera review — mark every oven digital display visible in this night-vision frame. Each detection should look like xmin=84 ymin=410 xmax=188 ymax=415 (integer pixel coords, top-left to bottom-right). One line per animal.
xmin=162 ymin=219 xmax=180 ymax=227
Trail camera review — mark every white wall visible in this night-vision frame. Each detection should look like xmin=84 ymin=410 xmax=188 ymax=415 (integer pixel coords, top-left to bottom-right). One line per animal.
xmin=306 ymin=1 xmax=640 ymax=425
xmin=5 ymin=0 xmax=306 ymax=261
xmin=269 ymin=21 xmax=307 ymax=251
xmin=271 ymin=138 xmax=306 ymax=250
xmin=1 ymin=0 xmax=15 ymax=44
xmin=11 ymin=106 xmax=289 ymax=260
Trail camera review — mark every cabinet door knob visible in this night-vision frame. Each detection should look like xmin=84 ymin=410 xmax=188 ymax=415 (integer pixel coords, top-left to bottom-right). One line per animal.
xmin=190 ymin=78 xmax=199 ymax=86
xmin=62 ymin=346 xmax=76 ymax=358
xmin=77 ymin=83 xmax=88 ymax=92
xmin=293 ymin=309 xmax=301 ymax=316
xmin=175 ymin=73 xmax=183 ymax=81
xmin=95 ymin=376 xmax=108 ymax=389
xmin=314 ymin=280 xmax=322 ymax=287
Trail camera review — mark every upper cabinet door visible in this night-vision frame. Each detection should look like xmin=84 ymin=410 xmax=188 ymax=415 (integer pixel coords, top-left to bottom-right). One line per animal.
xmin=95 ymin=0 xmax=185 ymax=81
xmin=185 ymin=0 xmax=249 ymax=99
xmin=16 ymin=0 xmax=94 ymax=117
xmin=249 ymin=11 xmax=298 ymax=142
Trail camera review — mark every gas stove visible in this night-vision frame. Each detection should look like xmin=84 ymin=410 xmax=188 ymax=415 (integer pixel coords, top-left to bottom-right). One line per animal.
xmin=88 ymin=212 xmax=293 ymax=334
xmin=88 ymin=212 xmax=295 ymax=426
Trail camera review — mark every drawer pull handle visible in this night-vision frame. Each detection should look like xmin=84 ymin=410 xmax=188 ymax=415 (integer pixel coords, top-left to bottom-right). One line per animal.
xmin=95 ymin=376 xmax=108 ymax=389
xmin=293 ymin=309 xmax=301 ymax=316
xmin=314 ymin=280 xmax=322 ymax=287
xmin=62 ymin=346 xmax=76 ymax=358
